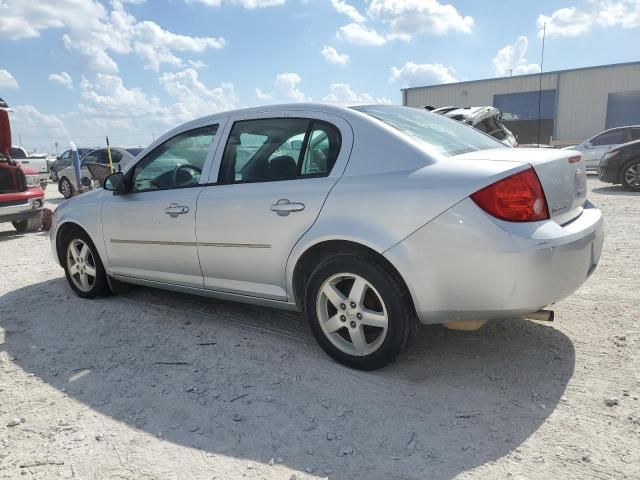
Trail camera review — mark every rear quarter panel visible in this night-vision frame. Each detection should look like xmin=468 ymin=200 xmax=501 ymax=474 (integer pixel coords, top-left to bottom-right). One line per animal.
xmin=285 ymin=112 xmax=527 ymax=299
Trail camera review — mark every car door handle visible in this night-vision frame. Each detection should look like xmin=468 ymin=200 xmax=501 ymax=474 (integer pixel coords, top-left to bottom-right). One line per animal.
xmin=165 ymin=203 xmax=189 ymax=217
xmin=270 ymin=199 xmax=305 ymax=215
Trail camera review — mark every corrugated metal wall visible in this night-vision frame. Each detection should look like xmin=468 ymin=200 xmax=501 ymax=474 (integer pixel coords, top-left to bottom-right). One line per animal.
xmin=555 ymin=64 xmax=640 ymax=141
xmin=403 ymin=63 xmax=640 ymax=144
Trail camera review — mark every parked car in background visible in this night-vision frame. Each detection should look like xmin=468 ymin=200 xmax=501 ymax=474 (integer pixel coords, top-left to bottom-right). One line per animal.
xmin=1 ymin=100 xmax=44 ymax=232
xmin=57 ymin=146 xmax=143 ymax=198
xmin=51 ymin=104 xmax=603 ymax=370
xmin=48 ymin=148 xmax=93 ymax=181
xmin=427 ymin=106 xmax=518 ymax=147
xmin=564 ymin=125 xmax=640 ymax=171
xmin=598 ymin=139 xmax=640 ymax=191
xmin=10 ymin=146 xmax=50 ymax=189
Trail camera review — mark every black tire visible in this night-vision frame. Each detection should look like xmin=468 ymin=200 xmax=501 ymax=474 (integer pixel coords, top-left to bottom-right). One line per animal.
xmin=305 ymin=253 xmax=418 ymax=371
xmin=61 ymin=228 xmax=109 ymax=298
xmin=621 ymin=159 xmax=640 ymax=191
xmin=50 ymin=170 xmax=59 ymax=182
xmin=12 ymin=211 xmax=43 ymax=232
xmin=59 ymin=177 xmax=74 ymax=198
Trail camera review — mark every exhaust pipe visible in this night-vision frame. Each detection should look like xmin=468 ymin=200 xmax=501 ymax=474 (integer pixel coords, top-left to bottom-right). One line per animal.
xmin=522 ymin=309 xmax=554 ymax=322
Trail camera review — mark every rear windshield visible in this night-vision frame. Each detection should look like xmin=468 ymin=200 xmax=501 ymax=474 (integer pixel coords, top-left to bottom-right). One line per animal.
xmin=352 ymin=105 xmax=505 ymax=156
xmin=126 ymin=148 xmax=143 ymax=156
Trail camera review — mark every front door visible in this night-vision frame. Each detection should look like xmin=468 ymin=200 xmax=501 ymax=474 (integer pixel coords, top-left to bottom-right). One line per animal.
xmin=102 ymin=123 xmax=221 ymax=287
xmin=196 ymin=113 xmax=351 ymax=300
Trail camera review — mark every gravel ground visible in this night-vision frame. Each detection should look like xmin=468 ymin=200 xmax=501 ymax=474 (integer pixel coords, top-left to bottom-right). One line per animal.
xmin=0 ymin=177 xmax=638 ymax=480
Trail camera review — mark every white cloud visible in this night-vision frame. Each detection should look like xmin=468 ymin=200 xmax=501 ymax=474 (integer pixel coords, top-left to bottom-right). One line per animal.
xmin=330 ymin=0 xmax=366 ymax=23
xmin=79 ymin=73 xmax=164 ymax=117
xmin=597 ymin=0 xmax=640 ymax=28
xmin=537 ymin=7 xmax=593 ymax=38
xmin=337 ymin=23 xmax=387 ymax=46
xmin=48 ymin=71 xmax=74 ymax=89
xmin=0 ymin=69 xmax=19 ymax=89
xmin=321 ymin=46 xmax=350 ymax=65
xmin=323 ymin=83 xmax=391 ymax=104
xmin=274 ymin=72 xmax=309 ymax=102
xmin=9 ymin=105 xmax=70 ymax=149
xmin=0 ymin=0 xmax=224 ymax=73
xmin=255 ymin=88 xmax=274 ymax=101
xmin=538 ymin=2 xmax=640 ymax=38
xmin=389 ymin=62 xmax=457 ymax=87
xmin=160 ymin=68 xmax=238 ymax=122
xmin=368 ymin=0 xmax=473 ymax=39
xmin=492 ymin=36 xmax=541 ymax=77
xmin=185 ymin=0 xmax=286 ymax=8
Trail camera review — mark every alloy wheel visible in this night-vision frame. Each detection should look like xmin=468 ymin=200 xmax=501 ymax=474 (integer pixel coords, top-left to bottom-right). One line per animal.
xmin=66 ymin=239 xmax=97 ymax=292
xmin=624 ymin=163 xmax=640 ymax=188
xmin=60 ymin=179 xmax=72 ymax=198
xmin=315 ymin=273 xmax=388 ymax=357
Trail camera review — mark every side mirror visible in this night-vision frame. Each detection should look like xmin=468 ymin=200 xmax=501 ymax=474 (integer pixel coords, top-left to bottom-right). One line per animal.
xmin=584 ymin=142 xmax=593 ymax=149
xmin=103 ymin=172 xmax=127 ymax=194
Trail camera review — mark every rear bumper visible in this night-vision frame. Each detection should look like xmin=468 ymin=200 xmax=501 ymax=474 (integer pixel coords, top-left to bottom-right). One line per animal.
xmin=384 ymin=198 xmax=604 ymax=324
xmin=0 ymin=196 xmax=44 ymax=223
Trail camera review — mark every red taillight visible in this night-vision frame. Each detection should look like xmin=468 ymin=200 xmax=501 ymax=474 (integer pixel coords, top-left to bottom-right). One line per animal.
xmin=471 ymin=168 xmax=549 ymax=222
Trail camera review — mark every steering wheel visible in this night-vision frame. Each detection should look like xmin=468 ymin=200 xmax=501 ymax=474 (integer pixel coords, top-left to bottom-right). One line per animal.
xmin=172 ymin=163 xmax=202 ymax=187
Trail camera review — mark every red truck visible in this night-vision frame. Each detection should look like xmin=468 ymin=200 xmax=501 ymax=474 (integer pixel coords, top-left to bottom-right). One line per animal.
xmin=0 ymin=98 xmax=44 ymax=232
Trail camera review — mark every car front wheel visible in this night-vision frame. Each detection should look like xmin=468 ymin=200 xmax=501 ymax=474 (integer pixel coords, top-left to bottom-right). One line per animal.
xmin=621 ymin=160 xmax=640 ymax=191
xmin=59 ymin=177 xmax=74 ymax=198
xmin=62 ymin=230 xmax=109 ymax=298
xmin=50 ymin=170 xmax=59 ymax=182
xmin=305 ymin=253 xmax=418 ymax=371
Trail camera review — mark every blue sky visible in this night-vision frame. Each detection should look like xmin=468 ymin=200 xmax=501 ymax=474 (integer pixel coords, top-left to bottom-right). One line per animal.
xmin=0 ymin=0 xmax=639 ymax=152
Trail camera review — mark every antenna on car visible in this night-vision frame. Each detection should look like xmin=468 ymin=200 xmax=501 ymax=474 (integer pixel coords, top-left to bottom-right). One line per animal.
xmin=537 ymin=23 xmax=546 ymax=148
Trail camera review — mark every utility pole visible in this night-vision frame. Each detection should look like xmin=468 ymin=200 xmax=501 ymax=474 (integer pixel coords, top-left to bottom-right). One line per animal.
xmin=18 ymin=134 xmax=22 ymax=146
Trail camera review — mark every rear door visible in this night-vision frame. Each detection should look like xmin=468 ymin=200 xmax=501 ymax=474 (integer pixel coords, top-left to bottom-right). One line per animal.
xmin=196 ymin=111 xmax=352 ymax=300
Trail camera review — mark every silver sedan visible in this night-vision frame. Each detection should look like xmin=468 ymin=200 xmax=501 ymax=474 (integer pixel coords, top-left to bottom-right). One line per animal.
xmin=50 ymin=104 xmax=604 ymax=370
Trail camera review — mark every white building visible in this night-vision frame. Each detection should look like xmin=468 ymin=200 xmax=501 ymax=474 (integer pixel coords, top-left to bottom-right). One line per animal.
xmin=402 ymin=62 xmax=640 ymax=146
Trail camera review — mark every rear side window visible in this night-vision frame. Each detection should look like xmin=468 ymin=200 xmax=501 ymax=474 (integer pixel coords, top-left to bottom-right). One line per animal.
xmin=353 ymin=105 xmax=504 ymax=156
xmin=9 ymin=147 xmax=26 ymax=159
xmin=592 ymin=130 xmax=625 ymax=146
xmin=218 ymin=118 xmax=341 ymax=184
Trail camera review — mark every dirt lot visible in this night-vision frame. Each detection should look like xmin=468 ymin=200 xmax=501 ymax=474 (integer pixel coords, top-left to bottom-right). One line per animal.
xmin=0 ymin=177 xmax=638 ymax=480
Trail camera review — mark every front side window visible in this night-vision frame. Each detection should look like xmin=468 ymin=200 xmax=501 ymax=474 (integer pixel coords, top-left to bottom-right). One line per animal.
xmin=81 ymin=152 xmax=100 ymax=166
xmin=218 ymin=118 xmax=341 ymax=184
xmin=131 ymin=125 xmax=218 ymax=192
xmin=353 ymin=105 xmax=504 ymax=157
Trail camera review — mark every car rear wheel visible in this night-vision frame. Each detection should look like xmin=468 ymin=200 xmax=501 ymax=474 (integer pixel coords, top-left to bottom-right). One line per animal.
xmin=62 ymin=230 xmax=109 ymax=298
xmin=59 ymin=177 xmax=74 ymax=198
xmin=12 ymin=211 xmax=43 ymax=232
xmin=305 ymin=253 xmax=418 ymax=371
xmin=621 ymin=160 xmax=640 ymax=191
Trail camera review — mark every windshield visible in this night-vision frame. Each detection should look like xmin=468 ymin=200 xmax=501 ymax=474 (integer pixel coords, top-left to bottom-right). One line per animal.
xmin=126 ymin=148 xmax=143 ymax=156
xmin=352 ymin=105 xmax=505 ymax=156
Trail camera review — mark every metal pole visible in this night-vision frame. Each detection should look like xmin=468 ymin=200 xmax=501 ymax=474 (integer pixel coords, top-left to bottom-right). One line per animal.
xmin=106 ymin=136 xmax=114 ymax=174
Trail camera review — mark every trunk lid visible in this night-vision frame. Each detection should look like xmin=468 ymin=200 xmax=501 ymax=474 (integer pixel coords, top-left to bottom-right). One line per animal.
xmin=455 ymin=147 xmax=587 ymax=224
